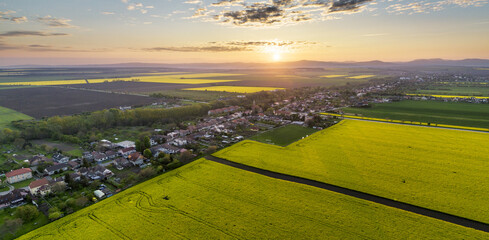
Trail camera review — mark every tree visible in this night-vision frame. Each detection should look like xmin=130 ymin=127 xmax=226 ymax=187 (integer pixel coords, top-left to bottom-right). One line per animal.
xmin=143 ymin=136 xmax=151 ymax=149
xmin=75 ymin=196 xmax=88 ymax=208
xmin=51 ymin=182 xmax=67 ymax=194
xmin=135 ymin=140 xmax=143 ymax=152
xmin=15 ymin=205 xmax=39 ymax=222
xmin=64 ymin=172 xmax=74 ymax=188
xmin=143 ymin=149 xmax=152 ymax=159
xmin=138 ymin=167 xmax=156 ymax=180
xmin=48 ymin=211 xmax=62 ymax=221
xmin=205 ymin=146 xmax=217 ymax=155
xmin=179 ymin=150 xmax=193 ymax=162
xmin=0 ymin=218 xmax=22 ymax=237
xmin=48 ymin=207 xmax=62 ymax=221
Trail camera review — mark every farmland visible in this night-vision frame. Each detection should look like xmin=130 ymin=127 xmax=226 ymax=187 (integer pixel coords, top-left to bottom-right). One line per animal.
xmin=342 ymin=100 xmax=489 ymax=128
xmin=0 ymin=106 xmax=33 ymax=129
xmin=19 ymin=159 xmax=489 ymax=239
xmin=214 ymin=120 xmax=489 ymax=223
xmin=250 ymin=124 xmax=318 ymax=146
xmin=182 ymin=86 xmax=285 ymax=93
xmin=415 ymin=86 xmax=489 ymax=97
xmin=347 ymin=75 xmax=376 ymax=79
xmin=0 ymin=87 xmax=155 ymax=118
xmin=0 ymin=73 xmax=241 ymax=86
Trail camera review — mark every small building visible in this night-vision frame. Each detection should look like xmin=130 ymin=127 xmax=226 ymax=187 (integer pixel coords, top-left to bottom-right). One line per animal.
xmin=94 ymin=190 xmax=105 ymax=199
xmin=116 ymin=141 xmax=136 ymax=149
xmin=45 ymin=163 xmax=70 ymax=176
xmin=128 ymin=152 xmax=144 ymax=166
xmin=6 ymin=168 xmax=33 ymax=184
xmin=119 ymin=147 xmax=136 ymax=157
xmin=29 ymin=178 xmax=50 ymax=196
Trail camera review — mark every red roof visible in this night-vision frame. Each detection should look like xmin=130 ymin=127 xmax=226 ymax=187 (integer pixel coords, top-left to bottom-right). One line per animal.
xmin=6 ymin=168 xmax=32 ymax=178
xmin=29 ymin=178 xmax=49 ymax=189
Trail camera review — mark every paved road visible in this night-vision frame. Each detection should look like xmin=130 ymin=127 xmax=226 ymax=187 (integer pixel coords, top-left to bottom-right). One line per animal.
xmin=205 ymin=155 xmax=489 ymax=233
xmin=0 ymin=184 xmax=14 ymax=196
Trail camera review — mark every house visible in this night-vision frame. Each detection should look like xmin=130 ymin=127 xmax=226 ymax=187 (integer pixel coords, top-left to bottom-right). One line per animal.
xmin=92 ymin=152 xmax=108 ymax=162
xmin=170 ymin=138 xmax=187 ymax=147
xmin=6 ymin=168 xmax=33 ymax=184
xmin=105 ymin=150 xmax=118 ymax=160
xmin=29 ymin=155 xmax=53 ymax=166
xmin=67 ymin=160 xmax=81 ymax=169
xmin=128 ymin=152 xmax=144 ymax=166
xmin=29 ymin=178 xmax=50 ymax=196
xmin=0 ymin=189 xmax=29 ymax=209
xmin=113 ymin=158 xmax=131 ymax=170
xmin=119 ymin=147 xmax=136 ymax=157
xmin=52 ymin=153 xmax=69 ymax=163
xmin=82 ymin=152 xmax=94 ymax=161
xmin=115 ymin=141 xmax=136 ymax=149
xmin=159 ymin=144 xmax=180 ymax=154
xmin=45 ymin=163 xmax=70 ymax=176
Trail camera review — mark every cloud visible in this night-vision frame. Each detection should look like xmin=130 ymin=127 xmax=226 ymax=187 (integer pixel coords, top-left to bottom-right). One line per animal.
xmin=0 ymin=10 xmax=28 ymax=23
xmin=101 ymin=12 xmax=115 ymax=15
xmin=386 ymin=0 xmax=488 ymax=14
xmin=0 ymin=31 xmax=69 ymax=38
xmin=0 ymin=42 xmax=107 ymax=52
xmin=143 ymin=46 xmax=249 ymax=52
xmin=188 ymin=0 xmax=487 ymax=27
xmin=188 ymin=0 xmax=353 ymax=27
xmin=185 ymin=0 xmax=203 ymax=4
xmin=38 ymin=15 xmax=75 ymax=28
xmin=142 ymin=40 xmax=318 ymax=52
xmin=125 ymin=2 xmax=151 ymax=13
xmin=328 ymin=0 xmax=373 ymax=13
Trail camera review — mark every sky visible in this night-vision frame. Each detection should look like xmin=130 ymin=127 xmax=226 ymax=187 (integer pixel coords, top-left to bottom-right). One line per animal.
xmin=0 ymin=0 xmax=488 ymax=65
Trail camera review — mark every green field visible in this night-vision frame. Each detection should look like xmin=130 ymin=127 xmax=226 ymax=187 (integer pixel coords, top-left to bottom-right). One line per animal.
xmin=416 ymin=86 xmax=489 ymax=97
xmin=342 ymin=100 xmax=489 ymax=128
xmin=214 ymin=120 xmax=489 ymax=223
xmin=250 ymin=124 xmax=318 ymax=146
xmin=148 ymin=89 xmax=238 ymax=101
xmin=19 ymin=159 xmax=488 ymax=239
xmin=0 ymin=106 xmax=33 ymax=129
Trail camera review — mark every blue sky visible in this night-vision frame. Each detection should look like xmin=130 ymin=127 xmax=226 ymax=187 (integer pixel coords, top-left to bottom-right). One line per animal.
xmin=0 ymin=0 xmax=488 ymax=65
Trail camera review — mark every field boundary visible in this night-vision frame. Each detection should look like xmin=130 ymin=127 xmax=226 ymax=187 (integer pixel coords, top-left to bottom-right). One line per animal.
xmin=205 ymin=155 xmax=489 ymax=233
xmin=321 ymin=112 xmax=489 ymax=133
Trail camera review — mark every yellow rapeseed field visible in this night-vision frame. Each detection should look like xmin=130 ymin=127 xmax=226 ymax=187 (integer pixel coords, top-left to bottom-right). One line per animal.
xmin=347 ymin=75 xmax=376 ymax=79
xmin=214 ymin=120 xmax=489 ymax=223
xmin=0 ymin=73 xmax=242 ymax=86
xmin=19 ymin=159 xmax=488 ymax=239
xmin=320 ymin=74 xmax=347 ymax=78
xmin=183 ymin=86 xmax=285 ymax=93
xmin=406 ymin=93 xmax=489 ymax=99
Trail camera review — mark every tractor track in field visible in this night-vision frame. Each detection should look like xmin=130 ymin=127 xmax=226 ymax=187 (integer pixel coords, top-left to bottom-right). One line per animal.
xmin=205 ymin=155 xmax=489 ymax=233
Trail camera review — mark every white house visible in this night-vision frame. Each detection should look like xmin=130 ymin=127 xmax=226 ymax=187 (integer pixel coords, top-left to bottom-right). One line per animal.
xmin=6 ymin=168 xmax=32 ymax=184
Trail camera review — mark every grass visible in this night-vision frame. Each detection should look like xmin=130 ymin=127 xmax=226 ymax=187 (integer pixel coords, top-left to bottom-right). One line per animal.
xmin=66 ymin=149 xmax=83 ymax=157
xmin=415 ymin=86 xmax=489 ymax=97
xmin=214 ymin=120 xmax=489 ymax=224
xmin=11 ymin=179 xmax=34 ymax=189
xmin=18 ymin=159 xmax=489 ymax=239
xmin=342 ymin=100 xmax=489 ymax=128
xmin=0 ymin=208 xmax=49 ymax=240
xmin=0 ymin=106 xmax=33 ymax=129
xmin=0 ymin=73 xmax=243 ymax=86
xmin=250 ymin=124 xmax=318 ymax=146
xmin=182 ymin=86 xmax=285 ymax=93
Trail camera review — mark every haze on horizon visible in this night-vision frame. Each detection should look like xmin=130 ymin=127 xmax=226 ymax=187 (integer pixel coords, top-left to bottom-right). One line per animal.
xmin=0 ymin=0 xmax=488 ymax=66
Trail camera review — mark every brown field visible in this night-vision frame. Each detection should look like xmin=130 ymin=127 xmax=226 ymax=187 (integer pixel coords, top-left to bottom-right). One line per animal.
xmin=0 ymin=87 xmax=156 ymax=118
xmin=64 ymin=81 xmax=211 ymax=93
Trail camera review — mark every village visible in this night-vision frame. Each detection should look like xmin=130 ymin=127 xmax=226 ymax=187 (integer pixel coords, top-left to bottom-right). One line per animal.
xmin=1 ymin=72 xmax=487 ymax=227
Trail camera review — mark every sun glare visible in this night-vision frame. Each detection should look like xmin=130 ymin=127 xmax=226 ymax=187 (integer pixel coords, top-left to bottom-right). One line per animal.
xmin=273 ymin=53 xmax=281 ymax=61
